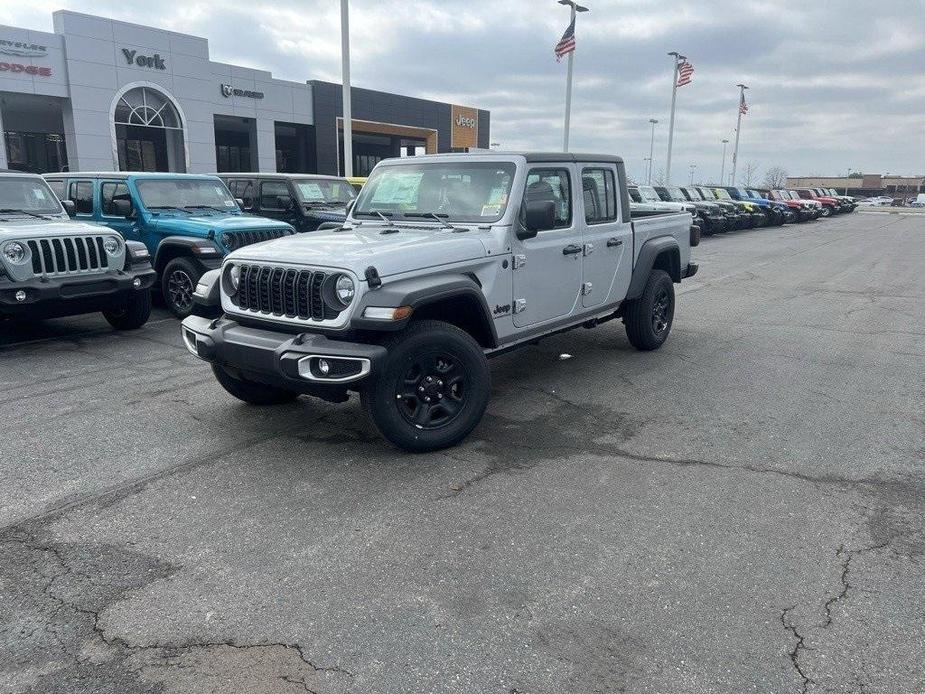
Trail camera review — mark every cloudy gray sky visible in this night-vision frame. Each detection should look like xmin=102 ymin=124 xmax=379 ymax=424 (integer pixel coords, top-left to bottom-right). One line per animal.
xmin=3 ymin=0 xmax=924 ymax=184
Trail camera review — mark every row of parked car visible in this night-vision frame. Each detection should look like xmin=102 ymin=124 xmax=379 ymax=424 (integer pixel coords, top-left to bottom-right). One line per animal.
xmin=1 ymin=166 xmax=853 ymax=340
xmin=628 ymin=184 xmax=857 ymax=235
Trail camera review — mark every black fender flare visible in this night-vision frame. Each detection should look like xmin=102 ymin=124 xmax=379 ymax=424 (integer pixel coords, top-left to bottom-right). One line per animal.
xmin=153 ymin=236 xmax=222 ymax=273
xmin=352 ymin=274 xmax=498 ymax=346
xmin=627 ymin=236 xmax=681 ymax=300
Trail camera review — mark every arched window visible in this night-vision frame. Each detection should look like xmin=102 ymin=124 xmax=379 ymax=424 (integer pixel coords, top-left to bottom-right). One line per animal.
xmin=113 ymin=86 xmax=186 ymax=172
xmin=114 ymin=87 xmax=182 ymax=130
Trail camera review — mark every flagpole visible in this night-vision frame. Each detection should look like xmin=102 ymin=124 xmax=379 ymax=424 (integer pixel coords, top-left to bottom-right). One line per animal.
xmin=731 ymin=83 xmax=748 ymax=185
xmin=340 ymin=0 xmax=353 ymax=177
xmin=558 ymin=1 xmax=588 ymax=152
xmin=665 ymin=51 xmax=683 ymax=185
xmin=720 ymin=138 xmax=729 ymax=185
xmin=562 ymin=3 xmax=575 ymax=152
xmin=647 ymin=118 xmax=658 ymax=184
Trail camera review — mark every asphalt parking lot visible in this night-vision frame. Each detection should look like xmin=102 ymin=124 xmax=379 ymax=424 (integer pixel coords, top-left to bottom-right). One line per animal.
xmin=2 ymin=212 xmax=923 ymax=694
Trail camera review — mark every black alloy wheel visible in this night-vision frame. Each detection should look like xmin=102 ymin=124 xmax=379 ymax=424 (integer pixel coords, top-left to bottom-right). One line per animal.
xmin=168 ymin=269 xmax=194 ymax=312
xmin=652 ymin=285 xmax=672 ymax=336
xmin=396 ymin=352 xmax=467 ymax=430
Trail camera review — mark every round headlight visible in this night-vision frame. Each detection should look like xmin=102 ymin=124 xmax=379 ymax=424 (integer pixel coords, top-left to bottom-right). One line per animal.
xmin=103 ymin=236 xmax=122 ymax=255
xmin=334 ymin=275 xmax=355 ymax=306
xmin=3 ymin=241 xmax=27 ymax=264
xmin=229 ymin=264 xmax=241 ymax=292
xmin=221 ymin=232 xmax=236 ymax=250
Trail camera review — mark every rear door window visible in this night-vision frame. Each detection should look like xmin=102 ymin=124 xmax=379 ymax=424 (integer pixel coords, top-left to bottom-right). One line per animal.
xmin=581 ymin=168 xmax=618 ymax=224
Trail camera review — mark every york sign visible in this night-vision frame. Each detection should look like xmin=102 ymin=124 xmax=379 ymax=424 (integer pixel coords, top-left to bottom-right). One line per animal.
xmin=121 ymin=48 xmax=166 ymax=70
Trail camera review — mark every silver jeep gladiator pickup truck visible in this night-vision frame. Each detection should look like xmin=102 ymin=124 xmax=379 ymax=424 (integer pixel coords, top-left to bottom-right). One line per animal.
xmin=181 ymin=152 xmax=698 ymax=451
xmin=0 ymin=171 xmax=155 ymax=329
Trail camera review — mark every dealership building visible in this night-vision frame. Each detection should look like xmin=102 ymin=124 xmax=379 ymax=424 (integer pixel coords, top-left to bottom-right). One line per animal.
xmin=0 ymin=11 xmax=490 ymax=176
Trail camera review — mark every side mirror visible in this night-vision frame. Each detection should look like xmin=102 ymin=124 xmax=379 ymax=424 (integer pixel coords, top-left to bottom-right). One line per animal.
xmin=61 ymin=199 xmax=76 ymax=217
xmin=235 ymin=197 xmax=245 ymax=210
xmin=277 ymin=196 xmax=294 ymax=211
xmin=110 ymin=199 xmax=133 ymax=217
xmin=518 ymin=199 xmax=556 ymax=239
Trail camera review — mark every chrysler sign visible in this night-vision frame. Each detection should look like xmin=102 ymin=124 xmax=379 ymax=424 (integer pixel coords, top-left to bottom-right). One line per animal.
xmin=0 ymin=39 xmax=48 ymax=58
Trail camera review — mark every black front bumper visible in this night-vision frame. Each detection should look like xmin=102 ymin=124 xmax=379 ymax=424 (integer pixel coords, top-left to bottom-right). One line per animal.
xmin=181 ymin=315 xmax=388 ymax=396
xmin=0 ymin=265 xmax=156 ymax=318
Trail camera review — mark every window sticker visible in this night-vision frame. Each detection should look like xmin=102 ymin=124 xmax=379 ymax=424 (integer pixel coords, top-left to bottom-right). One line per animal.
xmin=370 ymin=173 xmax=423 ymax=205
xmin=480 ymin=204 xmax=502 ymax=216
xmin=298 ymin=182 xmax=324 ymax=201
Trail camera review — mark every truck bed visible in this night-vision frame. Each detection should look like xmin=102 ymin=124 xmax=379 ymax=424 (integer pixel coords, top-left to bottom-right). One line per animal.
xmin=631 ymin=210 xmax=693 ymax=271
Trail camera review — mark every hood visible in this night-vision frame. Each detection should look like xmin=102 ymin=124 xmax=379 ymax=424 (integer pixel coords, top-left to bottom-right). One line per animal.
xmin=154 ymin=213 xmax=291 ymax=238
xmin=0 ymin=216 xmax=110 ymax=240
xmin=227 ymin=222 xmax=489 ymax=279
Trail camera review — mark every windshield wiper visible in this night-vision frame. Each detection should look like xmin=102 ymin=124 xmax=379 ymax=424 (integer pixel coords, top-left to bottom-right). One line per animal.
xmin=0 ymin=208 xmax=54 ymax=220
xmin=147 ymin=205 xmax=190 ymax=214
xmin=373 ymin=211 xmax=396 ymax=227
xmin=404 ymin=212 xmax=454 ymax=229
xmin=183 ymin=205 xmax=226 ymax=213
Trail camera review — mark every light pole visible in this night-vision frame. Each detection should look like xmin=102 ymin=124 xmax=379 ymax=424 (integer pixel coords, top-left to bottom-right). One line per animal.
xmin=720 ymin=138 xmax=729 ymax=185
xmin=665 ymin=51 xmax=686 ymax=184
xmin=730 ymin=83 xmax=748 ymax=184
xmin=340 ymin=0 xmax=353 ymax=177
xmin=845 ymin=168 xmax=852 ymax=195
xmin=559 ymin=0 xmax=589 ymax=152
xmin=647 ymin=118 xmax=658 ymax=184
xmin=689 ymin=164 xmax=697 ymax=185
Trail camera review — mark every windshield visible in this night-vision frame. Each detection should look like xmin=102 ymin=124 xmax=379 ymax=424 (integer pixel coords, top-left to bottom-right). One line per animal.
xmin=353 ymin=162 xmax=516 ymax=223
xmin=136 ymin=178 xmax=238 ymax=212
xmin=0 ymin=176 xmax=62 ymax=215
xmin=681 ymin=187 xmax=702 ymax=201
xmin=629 ymin=188 xmax=643 ymax=203
xmin=665 ymin=186 xmax=685 ymax=202
xmin=638 ymin=185 xmax=661 ymax=202
xmin=294 ymin=178 xmax=356 ymax=205
xmin=747 ymin=189 xmax=763 ymax=198
xmin=713 ymin=188 xmax=732 ymax=200
xmin=733 ymin=187 xmax=751 ymax=198
xmin=696 ymin=187 xmax=715 ymax=200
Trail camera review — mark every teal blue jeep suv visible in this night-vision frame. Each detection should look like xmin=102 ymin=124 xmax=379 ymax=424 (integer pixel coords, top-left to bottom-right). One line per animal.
xmin=44 ymin=173 xmax=294 ymax=318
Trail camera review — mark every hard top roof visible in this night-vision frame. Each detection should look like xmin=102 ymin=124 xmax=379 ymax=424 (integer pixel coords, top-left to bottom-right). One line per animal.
xmin=43 ymin=172 xmax=223 ymax=179
xmin=219 ymin=173 xmax=348 ymax=182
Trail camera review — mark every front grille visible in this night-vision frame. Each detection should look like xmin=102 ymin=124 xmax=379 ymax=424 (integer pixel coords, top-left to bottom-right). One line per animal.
xmin=223 ymin=228 xmax=292 ymax=251
xmin=26 ymin=236 xmax=109 ymax=276
xmin=233 ymin=264 xmax=341 ymax=321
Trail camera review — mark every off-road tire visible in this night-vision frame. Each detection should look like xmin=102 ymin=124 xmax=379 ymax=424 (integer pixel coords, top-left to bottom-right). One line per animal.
xmin=102 ymin=288 xmax=152 ymax=330
xmin=212 ymin=364 xmax=298 ymax=405
xmin=162 ymin=256 xmax=202 ymax=319
xmin=361 ymin=319 xmax=491 ymax=452
xmin=820 ymin=206 xmax=832 ymax=218
xmin=624 ymin=269 xmax=675 ymax=351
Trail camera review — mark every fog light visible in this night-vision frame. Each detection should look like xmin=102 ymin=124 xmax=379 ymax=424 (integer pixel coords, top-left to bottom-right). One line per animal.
xmin=133 ymin=277 xmax=142 ymax=289
xmin=318 ymin=359 xmax=331 ymax=376
xmin=15 ymin=290 xmax=26 ymax=302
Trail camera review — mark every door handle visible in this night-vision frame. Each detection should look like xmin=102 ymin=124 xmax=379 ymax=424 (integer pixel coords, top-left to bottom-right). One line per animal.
xmin=562 ymin=244 xmax=582 ymax=255
xmin=607 ymin=237 xmax=623 ymax=247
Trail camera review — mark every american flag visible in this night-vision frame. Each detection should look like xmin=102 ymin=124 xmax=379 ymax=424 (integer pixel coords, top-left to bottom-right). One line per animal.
xmin=554 ymin=18 xmax=576 ymax=61
xmin=676 ymin=60 xmax=694 ymax=87
xmin=739 ymin=93 xmax=749 ymax=115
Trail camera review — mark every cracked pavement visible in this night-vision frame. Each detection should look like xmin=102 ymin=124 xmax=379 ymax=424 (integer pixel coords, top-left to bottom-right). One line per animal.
xmin=1 ymin=213 xmax=923 ymax=693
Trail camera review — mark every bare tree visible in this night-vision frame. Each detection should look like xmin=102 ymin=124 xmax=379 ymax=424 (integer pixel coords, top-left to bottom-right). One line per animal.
xmin=739 ymin=162 xmax=760 ymax=187
xmin=651 ymin=167 xmax=667 ymax=187
xmin=763 ymin=165 xmax=788 ymax=189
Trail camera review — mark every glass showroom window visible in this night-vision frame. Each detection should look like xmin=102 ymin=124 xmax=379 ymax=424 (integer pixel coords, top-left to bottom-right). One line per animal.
xmin=114 ymin=87 xmax=186 ymax=173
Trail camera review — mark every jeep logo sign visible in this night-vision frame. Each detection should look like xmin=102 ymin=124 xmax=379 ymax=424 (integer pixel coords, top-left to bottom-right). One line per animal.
xmin=121 ymin=48 xmax=166 ymax=70
xmin=455 ymin=114 xmax=476 ymax=129
xmin=451 ymin=105 xmax=479 ymax=149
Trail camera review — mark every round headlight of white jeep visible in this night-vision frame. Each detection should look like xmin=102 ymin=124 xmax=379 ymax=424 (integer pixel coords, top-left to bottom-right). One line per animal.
xmin=3 ymin=241 xmax=27 ymax=264
xmin=103 ymin=236 xmax=122 ymax=255
xmin=334 ymin=274 xmax=355 ymax=306
xmin=228 ymin=264 xmax=241 ymax=292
